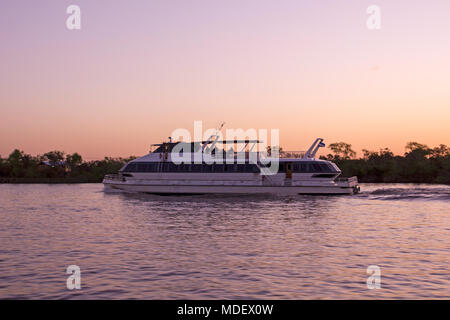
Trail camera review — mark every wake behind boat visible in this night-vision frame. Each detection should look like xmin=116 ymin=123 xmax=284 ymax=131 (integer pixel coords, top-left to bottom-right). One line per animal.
xmin=103 ymin=130 xmax=360 ymax=195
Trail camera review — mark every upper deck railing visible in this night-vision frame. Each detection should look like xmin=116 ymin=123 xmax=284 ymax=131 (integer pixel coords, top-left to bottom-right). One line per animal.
xmin=279 ymin=151 xmax=306 ymax=158
xmin=149 ymin=145 xmax=307 ymax=160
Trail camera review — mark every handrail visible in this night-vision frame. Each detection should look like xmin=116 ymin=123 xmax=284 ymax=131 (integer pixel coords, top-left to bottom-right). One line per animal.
xmin=104 ymin=174 xmax=125 ymax=181
xmin=280 ymin=151 xmax=306 ymax=158
xmin=335 ymin=176 xmax=358 ymax=183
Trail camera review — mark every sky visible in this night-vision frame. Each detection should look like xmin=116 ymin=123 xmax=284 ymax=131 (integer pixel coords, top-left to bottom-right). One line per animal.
xmin=1 ymin=0 xmax=449 ymax=159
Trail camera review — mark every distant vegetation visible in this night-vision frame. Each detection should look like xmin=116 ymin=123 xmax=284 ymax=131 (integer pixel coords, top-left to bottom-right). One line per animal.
xmin=0 ymin=150 xmax=135 ymax=183
xmin=0 ymin=141 xmax=449 ymax=184
xmin=319 ymin=142 xmax=450 ymax=184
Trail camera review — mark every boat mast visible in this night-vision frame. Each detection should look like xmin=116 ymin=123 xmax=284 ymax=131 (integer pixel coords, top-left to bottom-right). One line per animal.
xmin=202 ymin=122 xmax=225 ymax=151
xmin=304 ymin=138 xmax=325 ymax=159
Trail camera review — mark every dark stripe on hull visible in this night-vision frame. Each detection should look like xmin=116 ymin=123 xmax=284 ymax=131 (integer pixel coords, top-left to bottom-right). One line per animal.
xmin=144 ymin=192 xmax=206 ymax=196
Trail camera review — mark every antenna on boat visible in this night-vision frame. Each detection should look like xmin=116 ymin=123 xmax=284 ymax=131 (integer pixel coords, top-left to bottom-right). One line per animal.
xmin=202 ymin=122 xmax=225 ymax=151
xmin=305 ymin=138 xmax=325 ymax=159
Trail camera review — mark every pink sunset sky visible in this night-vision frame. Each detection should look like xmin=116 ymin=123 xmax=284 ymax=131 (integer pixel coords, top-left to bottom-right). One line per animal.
xmin=1 ymin=0 xmax=449 ymax=159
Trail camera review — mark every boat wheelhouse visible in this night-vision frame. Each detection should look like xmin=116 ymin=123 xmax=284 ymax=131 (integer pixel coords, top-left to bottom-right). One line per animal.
xmin=103 ymin=134 xmax=360 ymax=195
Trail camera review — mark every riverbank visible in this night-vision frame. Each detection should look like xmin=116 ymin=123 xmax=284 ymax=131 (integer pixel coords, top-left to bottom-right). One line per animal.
xmin=1 ymin=177 xmax=448 ymax=185
xmin=0 ymin=177 xmax=101 ymax=184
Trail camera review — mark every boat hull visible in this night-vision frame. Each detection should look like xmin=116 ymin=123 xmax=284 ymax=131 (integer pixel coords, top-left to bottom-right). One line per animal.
xmin=103 ymin=181 xmax=358 ymax=195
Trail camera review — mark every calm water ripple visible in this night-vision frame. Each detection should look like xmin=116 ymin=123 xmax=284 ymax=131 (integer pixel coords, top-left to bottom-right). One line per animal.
xmin=0 ymin=183 xmax=449 ymax=299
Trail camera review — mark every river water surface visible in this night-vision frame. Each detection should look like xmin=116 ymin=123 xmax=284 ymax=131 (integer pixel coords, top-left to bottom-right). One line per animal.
xmin=0 ymin=183 xmax=449 ymax=299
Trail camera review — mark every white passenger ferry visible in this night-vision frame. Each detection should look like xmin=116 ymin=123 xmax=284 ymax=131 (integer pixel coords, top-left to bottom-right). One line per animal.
xmin=103 ymin=132 xmax=360 ymax=195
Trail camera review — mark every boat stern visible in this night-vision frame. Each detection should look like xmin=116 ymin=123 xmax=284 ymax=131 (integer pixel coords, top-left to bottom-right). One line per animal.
xmin=335 ymin=176 xmax=360 ymax=194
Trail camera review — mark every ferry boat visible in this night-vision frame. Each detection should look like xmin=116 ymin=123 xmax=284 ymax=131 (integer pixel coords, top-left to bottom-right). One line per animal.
xmin=103 ymin=132 xmax=360 ymax=195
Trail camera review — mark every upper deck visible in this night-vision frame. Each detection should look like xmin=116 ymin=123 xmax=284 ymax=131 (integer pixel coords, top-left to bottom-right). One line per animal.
xmin=122 ymin=137 xmax=335 ymax=172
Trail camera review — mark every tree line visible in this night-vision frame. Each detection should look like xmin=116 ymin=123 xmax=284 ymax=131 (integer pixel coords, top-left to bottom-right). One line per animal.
xmin=320 ymin=142 xmax=450 ymax=184
xmin=0 ymin=141 xmax=449 ymax=183
xmin=0 ymin=150 xmax=135 ymax=183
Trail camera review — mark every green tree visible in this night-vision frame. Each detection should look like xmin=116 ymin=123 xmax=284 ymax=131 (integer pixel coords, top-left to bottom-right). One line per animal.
xmin=328 ymin=142 xmax=356 ymax=160
xmin=43 ymin=151 xmax=66 ymax=166
xmin=362 ymin=148 xmax=394 ymax=161
xmin=404 ymin=142 xmax=431 ymax=159
xmin=7 ymin=149 xmax=26 ymax=177
xmin=66 ymin=153 xmax=82 ymax=168
xmin=431 ymin=144 xmax=449 ymax=158
xmin=0 ymin=155 xmax=9 ymax=177
xmin=66 ymin=153 xmax=82 ymax=165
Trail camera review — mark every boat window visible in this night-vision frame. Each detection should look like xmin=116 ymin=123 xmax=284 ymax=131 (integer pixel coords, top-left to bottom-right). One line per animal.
xmin=279 ymin=163 xmax=285 ymax=172
xmin=224 ymin=164 xmax=236 ymax=172
xmin=292 ymin=162 xmax=315 ymax=173
xmin=326 ymin=163 xmax=338 ymax=172
xmin=203 ymin=164 xmax=214 ymax=172
xmin=123 ymin=163 xmax=137 ymax=172
xmin=292 ymin=163 xmax=309 ymax=173
xmin=245 ymin=164 xmax=259 ymax=173
xmin=319 ymin=163 xmax=332 ymax=172
xmin=296 ymin=164 xmax=303 ymax=172
xmin=163 ymin=163 xmax=182 ymax=172
xmin=293 ymin=163 xmax=302 ymax=172
xmin=180 ymin=163 xmax=190 ymax=172
xmin=160 ymin=163 xmax=169 ymax=172
xmin=259 ymin=162 xmax=271 ymax=168
xmin=137 ymin=163 xmax=147 ymax=172
xmin=131 ymin=161 xmax=265 ymax=173
xmin=168 ymin=163 xmax=178 ymax=172
xmin=125 ymin=162 xmax=159 ymax=172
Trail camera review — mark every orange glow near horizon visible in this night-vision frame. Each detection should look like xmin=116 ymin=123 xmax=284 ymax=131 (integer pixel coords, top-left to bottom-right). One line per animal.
xmin=1 ymin=1 xmax=449 ymax=160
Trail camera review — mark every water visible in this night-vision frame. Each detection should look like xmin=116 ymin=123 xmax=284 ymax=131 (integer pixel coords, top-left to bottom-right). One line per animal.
xmin=0 ymin=183 xmax=449 ymax=299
